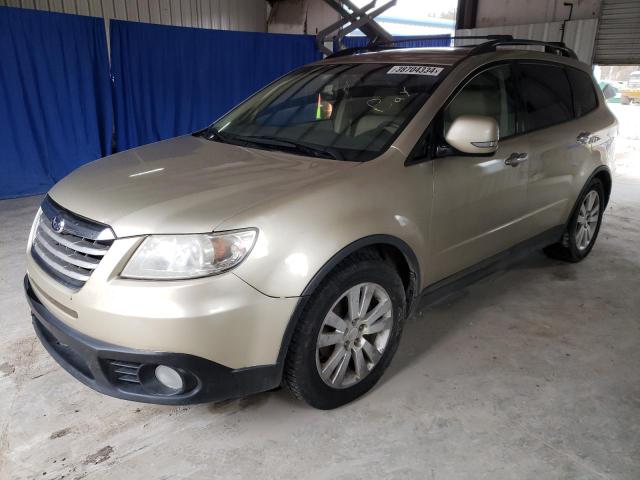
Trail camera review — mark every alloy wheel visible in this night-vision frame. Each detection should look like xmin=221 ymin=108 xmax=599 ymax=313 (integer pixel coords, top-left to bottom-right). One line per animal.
xmin=575 ymin=190 xmax=600 ymax=251
xmin=315 ymin=282 xmax=393 ymax=389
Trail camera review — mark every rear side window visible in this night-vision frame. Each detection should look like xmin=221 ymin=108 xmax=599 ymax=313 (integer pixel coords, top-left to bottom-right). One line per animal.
xmin=519 ymin=63 xmax=573 ymax=132
xmin=567 ymin=68 xmax=598 ymax=117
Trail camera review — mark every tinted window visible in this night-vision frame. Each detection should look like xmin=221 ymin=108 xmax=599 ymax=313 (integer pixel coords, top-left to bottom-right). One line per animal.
xmin=568 ymin=68 xmax=598 ymax=117
xmin=444 ymin=64 xmax=518 ymax=138
xmin=519 ymin=63 xmax=573 ymax=131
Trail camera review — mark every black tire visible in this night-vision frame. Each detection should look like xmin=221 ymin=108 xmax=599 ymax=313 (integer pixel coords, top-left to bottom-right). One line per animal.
xmin=621 ymin=96 xmax=630 ymax=105
xmin=544 ymin=178 xmax=605 ymax=262
xmin=284 ymin=250 xmax=406 ymax=409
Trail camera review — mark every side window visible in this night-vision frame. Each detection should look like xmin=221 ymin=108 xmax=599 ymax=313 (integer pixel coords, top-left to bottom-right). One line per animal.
xmin=567 ymin=68 xmax=598 ymax=117
xmin=519 ymin=63 xmax=573 ymax=131
xmin=443 ymin=64 xmax=518 ymax=139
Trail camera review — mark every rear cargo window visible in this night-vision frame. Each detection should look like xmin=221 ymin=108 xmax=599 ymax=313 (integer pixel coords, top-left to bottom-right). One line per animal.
xmin=567 ymin=68 xmax=598 ymax=117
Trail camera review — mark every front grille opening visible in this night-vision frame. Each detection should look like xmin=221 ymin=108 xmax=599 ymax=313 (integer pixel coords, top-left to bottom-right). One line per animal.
xmin=31 ymin=197 xmax=115 ymax=290
xmin=105 ymin=360 xmax=143 ymax=386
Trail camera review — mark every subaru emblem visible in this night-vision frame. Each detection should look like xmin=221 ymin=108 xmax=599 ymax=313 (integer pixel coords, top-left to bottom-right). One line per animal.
xmin=51 ymin=215 xmax=65 ymax=233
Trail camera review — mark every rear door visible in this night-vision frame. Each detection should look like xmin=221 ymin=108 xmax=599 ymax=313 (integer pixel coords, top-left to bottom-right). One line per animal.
xmin=518 ymin=62 xmax=599 ymax=234
xmin=428 ymin=63 xmax=531 ymax=281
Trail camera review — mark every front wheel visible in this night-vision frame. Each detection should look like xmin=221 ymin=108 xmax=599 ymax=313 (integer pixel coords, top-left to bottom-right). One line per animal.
xmin=284 ymin=251 xmax=405 ymax=409
xmin=544 ymin=178 xmax=605 ymax=262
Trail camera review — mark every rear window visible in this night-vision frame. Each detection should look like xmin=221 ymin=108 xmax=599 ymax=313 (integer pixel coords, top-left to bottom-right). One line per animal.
xmin=568 ymin=68 xmax=598 ymax=117
xmin=519 ymin=63 xmax=573 ymax=132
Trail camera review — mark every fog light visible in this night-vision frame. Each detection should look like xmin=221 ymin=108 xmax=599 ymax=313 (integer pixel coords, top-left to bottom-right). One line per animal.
xmin=155 ymin=365 xmax=184 ymax=391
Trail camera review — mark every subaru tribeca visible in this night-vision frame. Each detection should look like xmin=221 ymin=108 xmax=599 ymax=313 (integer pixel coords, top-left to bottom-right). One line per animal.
xmin=24 ymin=39 xmax=616 ymax=409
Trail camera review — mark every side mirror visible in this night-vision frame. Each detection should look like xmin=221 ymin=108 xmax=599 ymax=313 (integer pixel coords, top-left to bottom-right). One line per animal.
xmin=445 ymin=115 xmax=499 ymax=154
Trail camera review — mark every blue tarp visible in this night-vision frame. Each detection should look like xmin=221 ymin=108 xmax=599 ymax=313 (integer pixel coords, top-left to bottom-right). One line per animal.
xmin=0 ymin=7 xmax=112 ymax=199
xmin=110 ymin=21 xmax=322 ymax=151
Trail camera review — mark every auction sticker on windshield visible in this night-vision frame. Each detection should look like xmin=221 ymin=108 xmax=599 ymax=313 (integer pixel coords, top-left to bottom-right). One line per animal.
xmin=387 ymin=65 xmax=444 ymax=76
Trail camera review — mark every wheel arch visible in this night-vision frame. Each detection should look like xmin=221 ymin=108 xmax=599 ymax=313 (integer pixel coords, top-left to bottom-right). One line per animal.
xmin=561 ymin=165 xmax=612 ymax=239
xmin=593 ymin=167 xmax=612 ymax=207
xmin=274 ymin=235 xmax=421 ymax=379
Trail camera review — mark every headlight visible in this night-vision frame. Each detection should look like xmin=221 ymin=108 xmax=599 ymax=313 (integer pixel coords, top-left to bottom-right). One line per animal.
xmin=27 ymin=208 xmax=42 ymax=251
xmin=121 ymin=229 xmax=257 ymax=280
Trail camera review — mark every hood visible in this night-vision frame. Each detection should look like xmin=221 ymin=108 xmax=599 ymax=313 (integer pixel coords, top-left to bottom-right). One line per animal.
xmin=49 ymin=135 xmax=358 ymax=237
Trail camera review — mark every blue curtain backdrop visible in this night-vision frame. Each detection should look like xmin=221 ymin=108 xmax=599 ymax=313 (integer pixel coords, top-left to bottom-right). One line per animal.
xmin=110 ymin=21 xmax=322 ymax=151
xmin=337 ymin=35 xmax=452 ymax=50
xmin=0 ymin=7 xmax=112 ymax=199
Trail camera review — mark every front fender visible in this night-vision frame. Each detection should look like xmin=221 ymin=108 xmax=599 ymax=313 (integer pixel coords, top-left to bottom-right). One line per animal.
xmin=230 ymin=206 xmax=426 ymax=298
xmin=219 ymin=153 xmax=432 ymax=298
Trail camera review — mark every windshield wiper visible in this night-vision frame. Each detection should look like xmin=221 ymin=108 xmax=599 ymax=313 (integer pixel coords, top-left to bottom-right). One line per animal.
xmin=198 ymin=129 xmax=341 ymax=160
xmin=240 ymin=135 xmax=341 ymax=160
xmin=198 ymin=126 xmax=238 ymax=144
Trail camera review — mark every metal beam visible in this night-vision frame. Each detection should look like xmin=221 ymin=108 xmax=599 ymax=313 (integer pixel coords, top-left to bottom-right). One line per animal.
xmin=316 ymin=0 xmax=396 ymax=56
xmin=334 ymin=1 xmax=397 ymax=49
xmin=455 ymin=0 xmax=478 ymax=30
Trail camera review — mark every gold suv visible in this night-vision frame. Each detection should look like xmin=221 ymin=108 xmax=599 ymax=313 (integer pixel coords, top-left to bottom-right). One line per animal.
xmin=24 ymin=38 xmax=617 ymax=409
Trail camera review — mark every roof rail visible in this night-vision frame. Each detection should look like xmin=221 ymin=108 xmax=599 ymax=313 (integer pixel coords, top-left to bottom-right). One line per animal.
xmin=467 ymin=38 xmax=578 ymax=59
xmin=327 ymin=34 xmax=513 ymax=58
xmin=326 ymin=34 xmax=578 ymax=61
xmin=378 ymin=34 xmax=513 ymax=46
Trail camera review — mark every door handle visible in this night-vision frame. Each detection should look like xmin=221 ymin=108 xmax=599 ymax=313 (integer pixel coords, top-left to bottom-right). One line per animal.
xmin=576 ymin=131 xmax=591 ymax=144
xmin=504 ymin=152 xmax=528 ymax=167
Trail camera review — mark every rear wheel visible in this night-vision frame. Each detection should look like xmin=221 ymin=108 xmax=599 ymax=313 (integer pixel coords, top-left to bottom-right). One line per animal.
xmin=621 ymin=95 xmax=630 ymax=105
xmin=544 ymin=178 xmax=605 ymax=262
xmin=284 ymin=251 xmax=405 ymax=409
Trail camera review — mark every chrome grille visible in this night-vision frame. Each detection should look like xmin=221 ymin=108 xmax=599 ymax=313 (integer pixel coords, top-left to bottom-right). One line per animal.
xmin=31 ymin=196 xmax=116 ymax=290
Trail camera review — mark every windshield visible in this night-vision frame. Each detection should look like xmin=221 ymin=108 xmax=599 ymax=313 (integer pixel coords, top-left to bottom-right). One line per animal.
xmin=204 ymin=63 xmax=446 ymax=161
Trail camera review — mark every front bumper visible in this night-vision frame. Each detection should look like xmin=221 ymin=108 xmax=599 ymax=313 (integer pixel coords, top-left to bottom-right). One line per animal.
xmin=25 ymin=276 xmax=280 ymax=404
xmin=25 ymin=238 xmax=298 ymax=369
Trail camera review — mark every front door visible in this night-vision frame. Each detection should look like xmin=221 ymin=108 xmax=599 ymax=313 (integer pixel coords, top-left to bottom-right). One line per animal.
xmin=429 ymin=64 xmax=531 ymax=282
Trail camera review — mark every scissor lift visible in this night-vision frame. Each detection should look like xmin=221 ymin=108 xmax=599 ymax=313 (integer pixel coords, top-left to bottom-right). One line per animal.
xmin=316 ymin=0 xmax=397 ymax=56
